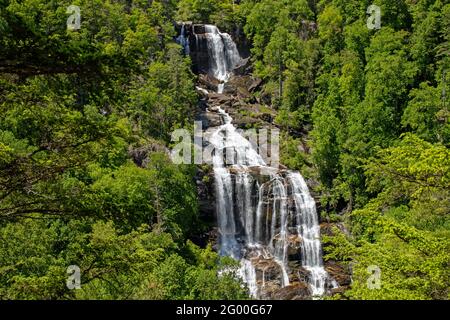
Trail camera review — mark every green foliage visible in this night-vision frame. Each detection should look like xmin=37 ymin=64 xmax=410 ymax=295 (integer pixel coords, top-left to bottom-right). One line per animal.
xmin=0 ymin=0 xmax=246 ymax=300
xmin=364 ymin=134 xmax=450 ymax=234
xmin=176 ymin=0 xmax=243 ymax=32
xmin=0 ymin=219 xmax=248 ymax=299
xmin=323 ymin=134 xmax=450 ymax=300
xmin=244 ymin=0 xmax=316 ymax=111
xmin=2 ymin=0 xmax=449 ymax=301
xmin=279 ymin=133 xmax=307 ymax=172
xmin=318 ymin=4 xmax=344 ymax=53
xmin=242 ymin=0 xmax=449 ymax=300
xmin=402 ymin=81 xmax=450 ymax=144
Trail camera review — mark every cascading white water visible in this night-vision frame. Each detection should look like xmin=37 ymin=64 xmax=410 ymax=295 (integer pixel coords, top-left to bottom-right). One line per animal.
xmin=288 ymin=172 xmax=328 ymax=296
xmin=210 ymin=106 xmax=264 ymax=259
xmin=238 ymin=259 xmax=258 ymax=298
xmin=176 ymin=23 xmax=190 ymax=55
xmin=200 ymin=25 xmax=329 ymax=298
xmin=204 ymin=25 xmax=241 ymax=93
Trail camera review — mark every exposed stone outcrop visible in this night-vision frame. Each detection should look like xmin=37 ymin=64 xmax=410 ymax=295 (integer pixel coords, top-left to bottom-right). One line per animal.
xmin=270 ymin=282 xmax=311 ymax=300
xmin=128 ymin=141 xmax=169 ymax=168
xmin=325 ymin=260 xmax=352 ymax=288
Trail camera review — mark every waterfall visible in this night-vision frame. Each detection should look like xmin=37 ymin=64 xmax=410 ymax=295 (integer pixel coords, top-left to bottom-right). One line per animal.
xmin=289 ymin=172 xmax=328 ymax=296
xmin=198 ymin=25 xmax=329 ymax=299
xmin=176 ymin=23 xmax=190 ymax=55
xmin=204 ymin=25 xmax=242 ymax=93
xmin=210 ymin=106 xmax=264 ymax=259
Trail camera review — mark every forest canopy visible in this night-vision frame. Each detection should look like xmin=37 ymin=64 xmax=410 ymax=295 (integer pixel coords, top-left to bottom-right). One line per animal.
xmin=0 ymin=0 xmax=449 ymax=300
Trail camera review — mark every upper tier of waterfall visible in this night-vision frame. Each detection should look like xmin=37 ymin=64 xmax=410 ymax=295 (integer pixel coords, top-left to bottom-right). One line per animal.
xmin=176 ymin=23 xmax=243 ymax=93
xmin=204 ymin=25 xmax=242 ymax=86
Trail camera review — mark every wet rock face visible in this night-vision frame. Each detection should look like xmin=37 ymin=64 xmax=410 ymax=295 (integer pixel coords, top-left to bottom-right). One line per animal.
xmin=174 ymin=22 xmax=208 ymax=73
xmin=175 ymin=23 xmax=251 ymax=75
xmin=195 ymin=165 xmax=215 ymax=221
xmin=289 ymin=264 xmax=312 ymax=283
xmin=254 ymin=258 xmax=284 ymax=283
xmin=241 ymin=253 xmax=314 ymax=300
xmin=256 ymin=275 xmax=311 ymax=300
xmin=198 ymin=110 xmax=222 ymax=128
xmin=325 ymin=260 xmax=352 ymax=288
xmin=175 ymin=23 xmax=214 ymax=74
xmin=190 ymin=35 xmax=212 ymax=74
xmin=270 ymin=282 xmax=311 ymax=300
xmin=198 ymin=74 xmax=220 ymax=92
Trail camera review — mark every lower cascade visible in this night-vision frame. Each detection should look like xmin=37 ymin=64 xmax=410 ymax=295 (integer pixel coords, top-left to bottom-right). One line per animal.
xmin=209 ymin=109 xmax=329 ymax=298
xmin=179 ymin=23 xmax=333 ymax=299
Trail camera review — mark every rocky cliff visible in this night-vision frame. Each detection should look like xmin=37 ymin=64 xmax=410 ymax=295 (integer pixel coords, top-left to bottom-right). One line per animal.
xmin=176 ymin=22 xmax=351 ymax=300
